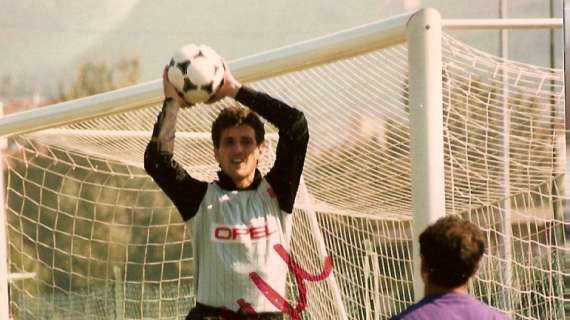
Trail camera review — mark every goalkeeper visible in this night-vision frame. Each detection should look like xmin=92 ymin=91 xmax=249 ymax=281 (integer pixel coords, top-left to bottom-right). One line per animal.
xmin=144 ymin=63 xmax=309 ymax=320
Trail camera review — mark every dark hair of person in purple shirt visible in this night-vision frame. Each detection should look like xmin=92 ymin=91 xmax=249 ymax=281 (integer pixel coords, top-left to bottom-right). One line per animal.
xmin=391 ymin=216 xmax=509 ymax=320
xmin=419 ymin=215 xmax=485 ymax=288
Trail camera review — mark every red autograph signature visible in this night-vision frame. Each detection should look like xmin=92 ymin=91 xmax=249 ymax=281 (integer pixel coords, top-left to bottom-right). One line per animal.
xmin=219 ymin=243 xmax=333 ymax=320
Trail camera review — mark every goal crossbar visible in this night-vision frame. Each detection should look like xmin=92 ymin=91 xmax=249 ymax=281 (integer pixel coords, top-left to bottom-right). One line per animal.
xmin=0 ymin=15 xmax=561 ymax=138
xmin=0 ymin=11 xmax=414 ymax=138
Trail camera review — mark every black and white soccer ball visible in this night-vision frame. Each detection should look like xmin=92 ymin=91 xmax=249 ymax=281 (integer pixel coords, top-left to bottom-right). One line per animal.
xmin=167 ymin=44 xmax=225 ymax=105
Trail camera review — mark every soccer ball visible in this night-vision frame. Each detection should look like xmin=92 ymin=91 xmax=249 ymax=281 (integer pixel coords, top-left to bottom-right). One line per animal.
xmin=167 ymin=44 xmax=225 ymax=105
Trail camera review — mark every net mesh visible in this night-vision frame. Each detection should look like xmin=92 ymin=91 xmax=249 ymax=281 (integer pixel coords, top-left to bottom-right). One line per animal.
xmin=4 ymin=33 xmax=567 ymax=319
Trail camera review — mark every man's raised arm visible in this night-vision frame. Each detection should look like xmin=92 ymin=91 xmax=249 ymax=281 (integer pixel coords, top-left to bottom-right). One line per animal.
xmin=236 ymin=87 xmax=309 ymax=213
xmin=144 ymin=69 xmax=207 ymax=221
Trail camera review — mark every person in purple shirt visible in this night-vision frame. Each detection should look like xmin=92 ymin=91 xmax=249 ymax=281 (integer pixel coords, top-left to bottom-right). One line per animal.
xmin=391 ymin=216 xmax=510 ymax=320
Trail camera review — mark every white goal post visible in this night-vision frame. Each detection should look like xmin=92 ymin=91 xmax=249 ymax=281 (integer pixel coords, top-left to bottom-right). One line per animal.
xmin=0 ymin=8 xmax=566 ymax=320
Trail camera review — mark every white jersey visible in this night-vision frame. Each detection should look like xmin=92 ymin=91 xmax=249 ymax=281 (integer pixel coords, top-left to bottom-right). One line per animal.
xmin=192 ymin=179 xmax=292 ymax=312
xmin=145 ymin=86 xmax=309 ymax=316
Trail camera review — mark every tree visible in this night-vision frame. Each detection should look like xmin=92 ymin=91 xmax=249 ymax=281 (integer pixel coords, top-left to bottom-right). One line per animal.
xmin=58 ymin=56 xmax=141 ymax=101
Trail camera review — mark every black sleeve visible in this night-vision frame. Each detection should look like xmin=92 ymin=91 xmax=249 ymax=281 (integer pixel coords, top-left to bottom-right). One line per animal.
xmin=144 ymin=98 xmax=208 ymax=221
xmin=235 ymin=86 xmax=309 ymax=213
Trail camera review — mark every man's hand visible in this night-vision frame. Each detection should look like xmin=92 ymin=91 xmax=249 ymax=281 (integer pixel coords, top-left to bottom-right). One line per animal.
xmin=206 ymin=61 xmax=242 ymax=104
xmin=163 ymin=66 xmax=190 ymax=108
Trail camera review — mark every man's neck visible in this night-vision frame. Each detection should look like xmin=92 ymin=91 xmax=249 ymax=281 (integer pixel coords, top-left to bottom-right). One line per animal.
xmin=234 ymin=175 xmax=255 ymax=189
xmin=424 ymin=283 xmax=468 ymax=297
xmin=216 ymin=170 xmax=262 ymax=191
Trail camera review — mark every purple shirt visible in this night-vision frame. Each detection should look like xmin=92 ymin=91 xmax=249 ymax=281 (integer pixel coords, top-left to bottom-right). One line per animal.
xmin=391 ymin=292 xmax=510 ymax=320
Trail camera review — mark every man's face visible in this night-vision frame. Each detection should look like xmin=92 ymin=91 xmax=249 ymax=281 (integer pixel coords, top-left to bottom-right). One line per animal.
xmin=214 ymin=125 xmax=265 ymax=188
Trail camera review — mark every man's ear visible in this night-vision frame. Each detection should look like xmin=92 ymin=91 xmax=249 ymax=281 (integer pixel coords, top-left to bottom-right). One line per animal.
xmin=258 ymin=141 xmax=267 ymax=155
xmin=471 ymin=262 xmax=480 ymax=277
xmin=214 ymin=147 xmax=220 ymax=163
xmin=420 ymin=258 xmax=429 ymax=283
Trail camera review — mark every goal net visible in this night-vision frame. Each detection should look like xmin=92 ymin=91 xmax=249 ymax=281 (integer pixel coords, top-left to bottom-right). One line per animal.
xmin=3 ymin=12 xmax=567 ymax=320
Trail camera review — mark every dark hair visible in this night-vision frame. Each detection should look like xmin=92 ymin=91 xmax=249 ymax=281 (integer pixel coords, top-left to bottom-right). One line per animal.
xmin=211 ymin=106 xmax=265 ymax=148
xmin=419 ymin=215 xmax=485 ymax=288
